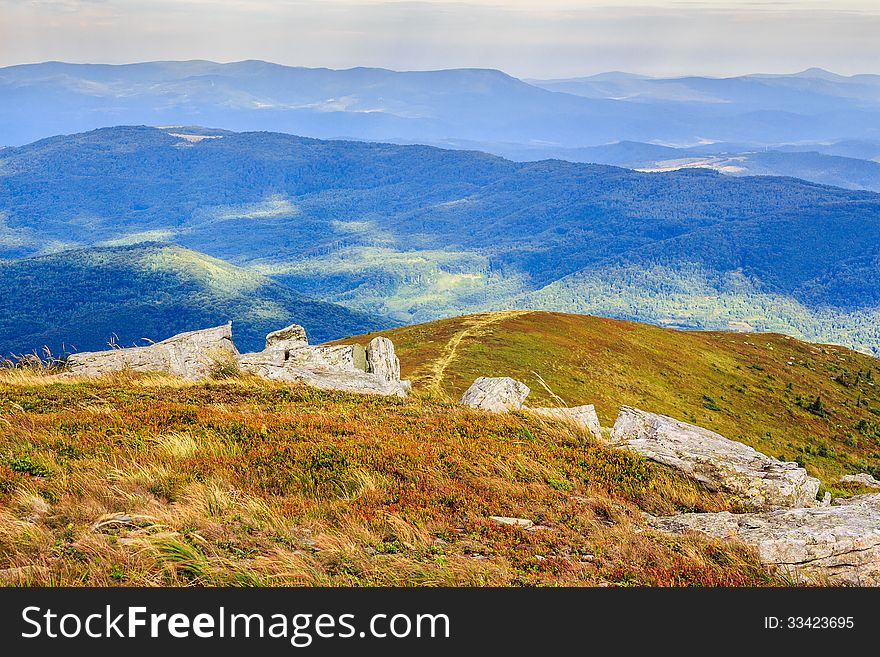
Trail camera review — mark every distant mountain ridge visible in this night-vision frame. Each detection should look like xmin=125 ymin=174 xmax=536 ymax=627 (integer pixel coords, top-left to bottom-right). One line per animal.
xmin=3 ymin=59 xmax=880 ymax=150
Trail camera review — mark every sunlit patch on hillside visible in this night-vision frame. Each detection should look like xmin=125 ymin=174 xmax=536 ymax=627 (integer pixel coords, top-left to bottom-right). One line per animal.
xmin=99 ymin=230 xmax=177 ymax=247
xmin=136 ymin=245 xmax=266 ymax=298
xmin=253 ymin=246 xmax=528 ymax=322
xmin=0 ymin=213 xmax=36 ymax=249
xmin=191 ymin=195 xmax=300 ymax=226
xmin=329 ymin=220 xmax=396 ymax=245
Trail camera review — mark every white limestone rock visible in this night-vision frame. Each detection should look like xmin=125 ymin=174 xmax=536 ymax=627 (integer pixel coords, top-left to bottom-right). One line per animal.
xmin=649 ymin=494 xmax=880 ymax=586
xmin=366 ymin=336 xmax=401 ymax=383
xmin=610 ymin=406 xmax=820 ymax=510
xmin=489 ymin=516 xmax=534 ymax=529
xmin=265 ymin=323 xmax=309 ymax=351
xmin=460 ymin=377 xmax=530 ymax=412
xmin=237 ymin=326 xmax=409 ymax=397
xmin=66 ymin=323 xmax=237 ymax=380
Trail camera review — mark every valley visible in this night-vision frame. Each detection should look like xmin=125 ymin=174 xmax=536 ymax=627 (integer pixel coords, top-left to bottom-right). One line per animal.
xmin=2 ymin=126 xmax=879 ymax=356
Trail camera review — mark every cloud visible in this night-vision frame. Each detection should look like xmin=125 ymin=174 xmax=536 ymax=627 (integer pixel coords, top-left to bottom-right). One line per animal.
xmin=0 ymin=1 xmax=878 ymax=77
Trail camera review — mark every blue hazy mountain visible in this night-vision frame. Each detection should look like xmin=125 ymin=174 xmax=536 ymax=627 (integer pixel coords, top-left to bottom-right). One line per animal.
xmin=438 ymin=140 xmax=880 ymax=191
xmin=3 ymin=60 xmax=880 ymax=150
xmin=2 ymin=126 xmax=880 ymax=354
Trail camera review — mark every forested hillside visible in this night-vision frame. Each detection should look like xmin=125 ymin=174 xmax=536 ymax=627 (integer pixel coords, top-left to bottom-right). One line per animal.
xmin=2 ymin=126 xmax=879 ymax=353
xmin=0 ymin=243 xmax=393 ymax=356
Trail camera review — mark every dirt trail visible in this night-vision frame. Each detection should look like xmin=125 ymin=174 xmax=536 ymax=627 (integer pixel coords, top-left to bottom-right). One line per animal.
xmin=423 ymin=310 xmax=532 ymax=397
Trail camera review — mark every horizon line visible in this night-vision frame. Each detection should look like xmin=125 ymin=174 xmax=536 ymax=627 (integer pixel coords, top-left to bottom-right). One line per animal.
xmin=1 ymin=59 xmax=877 ymax=81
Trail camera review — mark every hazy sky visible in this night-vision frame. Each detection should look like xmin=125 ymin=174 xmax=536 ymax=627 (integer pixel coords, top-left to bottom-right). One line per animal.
xmin=1 ymin=1 xmax=878 ymax=78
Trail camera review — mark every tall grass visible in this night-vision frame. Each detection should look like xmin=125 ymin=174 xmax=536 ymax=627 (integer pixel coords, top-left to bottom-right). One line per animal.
xmin=0 ymin=372 xmax=782 ymax=587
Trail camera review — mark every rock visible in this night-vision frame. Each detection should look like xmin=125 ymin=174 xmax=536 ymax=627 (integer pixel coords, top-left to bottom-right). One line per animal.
xmin=649 ymin=494 xmax=880 ymax=586
xmin=366 ymin=336 xmax=400 ymax=383
xmin=91 ymin=513 xmax=136 ymax=531
xmin=489 ymin=516 xmax=534 ymax=529
xmin=275 ymin=367 xmax=410 ymax=398
xmin=460 ymin=377 xmax=530 ymax=412
xmin=25 ymin=496 xmax=51 ymax=523
xmin=832 ymin=492 xmax=880 ymax=507
xmin=237 ymin=325 xmax=410 ymax=397
xmin=265 ymin=323 xmax=309 ymax=351
xmin=528 ymin=405 xmax=602 ymax=440
xmin=839 ymin=473 xmax=880 ymax=490
xmin=63 ymin=319 xmax=412 ymax=397
xmin=610 ymin=406 xmax=820 ymax=510
xmin=66 ymin=323 xmax=237 ymax=380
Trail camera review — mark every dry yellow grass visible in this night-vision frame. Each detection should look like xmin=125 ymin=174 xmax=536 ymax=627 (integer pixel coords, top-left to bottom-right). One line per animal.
xmin=0 ymin=370 xmax=781 ymax=587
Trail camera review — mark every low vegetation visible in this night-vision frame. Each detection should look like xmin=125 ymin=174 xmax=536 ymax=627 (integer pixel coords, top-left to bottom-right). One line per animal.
xmin=348 ymin=311 xmax=880 ymax=484
xmin=0 ymin=370 xmax=779 ymax=587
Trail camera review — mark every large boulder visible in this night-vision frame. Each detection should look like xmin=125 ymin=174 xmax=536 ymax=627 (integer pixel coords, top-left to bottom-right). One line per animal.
xmin=366 ymin=336 xmax=400 ymax=383
xmin=460 ymin=377 xmax=530 ymax=412
xmin=237 ymin=325 xmax=410 ymax=397
xmin=265 ymin=323 xmax=309 ymax=351
xmin=649 ymin=494 xmax=880 ymax=586
xmin=528 ymin=405 xmax=602 ymax=440
xmin=610 ymin=406 xmax=820 ymax=510
xmin=66 ymin=323 xmax=237 ymax=380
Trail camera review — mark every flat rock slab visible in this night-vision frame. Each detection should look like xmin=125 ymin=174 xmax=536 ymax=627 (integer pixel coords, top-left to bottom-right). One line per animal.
xmin=528 ymin=405 xmax=602 ymax=440
xmin=256 ymin=366 xmax=410 ymax=398
xmin=649 ymin=494 xmax=880 ymax=586
xmin=67 ymin=323 xmax=237 ymax=380
xmin=460 ymin=377 xmax=530 ymax=412
xmin=489 ymin=516 xmax=534 ymax=529
xmin=610 ymin=406 xmax=820 ymax=510
xmin=840 ymin=473 xmax=880 ymax=490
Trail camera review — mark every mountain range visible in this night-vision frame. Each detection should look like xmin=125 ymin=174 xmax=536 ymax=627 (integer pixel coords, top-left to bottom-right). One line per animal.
xmin=3 ymin=61 xmax=880 ymax=191
xmin=2 ymin=126 xmax=879 ymax=356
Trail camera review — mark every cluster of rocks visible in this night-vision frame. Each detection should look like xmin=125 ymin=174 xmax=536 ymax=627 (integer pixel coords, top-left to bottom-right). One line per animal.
xmin=459 ymin=376 xmax=602 ymax=441
xmin=66 ymin=322 xmax=411 ymax=397
xmin=459 ymin=375 xmax=880 ymax=586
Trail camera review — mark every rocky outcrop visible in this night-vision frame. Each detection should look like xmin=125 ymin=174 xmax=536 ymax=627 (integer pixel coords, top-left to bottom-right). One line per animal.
xmin=264 ymin=324 xmax=309 ymax=351
xmin=460 ymin=377 xmax=530 ymax=412
xmin=366 ymin=336 xmax=401 ymax=383
xmin=610 ymin=406 xmax=820 ymax=510
xmin=66 ymin=323 xmax=237 ymax=380
xmin=67 ymin=322 xmax=410 ymax=397
xmin=649 ymin=494 xmax=880 ymax=586
xmin=840 ymin=473 xmax=880 ymax=490
xmin=528 ymin=405 xmax=603 ymax=441
xmin=237 ymin=324 xmax=410 ymax=398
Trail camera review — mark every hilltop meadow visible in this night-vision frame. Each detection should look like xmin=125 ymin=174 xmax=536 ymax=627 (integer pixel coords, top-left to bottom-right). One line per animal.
xmin=2 ymin=311 xmax=880 ymax=587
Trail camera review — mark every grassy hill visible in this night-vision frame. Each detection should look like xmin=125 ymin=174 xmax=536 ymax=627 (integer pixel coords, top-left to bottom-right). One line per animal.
xmin=0 ymin=370 xmax=779 ymax=587
xmin=3 ymin=310 xmax=880 ymax=587
xmin=0 ymin=243 xmax=394 ymax=356
xmin=344 ymin=311 xmax=880 ymax=485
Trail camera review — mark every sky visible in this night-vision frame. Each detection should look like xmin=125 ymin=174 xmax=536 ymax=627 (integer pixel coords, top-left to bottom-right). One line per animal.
xmin=0 ymin=1 xmax=879 ymax=78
